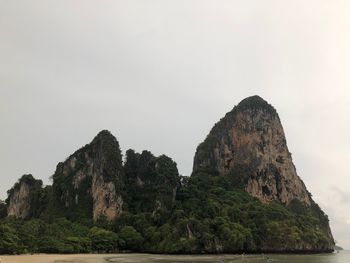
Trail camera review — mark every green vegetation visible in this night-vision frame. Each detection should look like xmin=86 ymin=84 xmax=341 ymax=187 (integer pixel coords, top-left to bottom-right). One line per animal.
xmin=5 ymin=175 xmax=44 ymax=219
xmin=124 ymin=149 xmax=180 ymax=214
xmin=0 ymin=201 xmax=6 ymax=219
xmin=0 ymin=168 xmax=332 ymax=254
xmin=0 ymin=129 xmax=333 ymax=254
xmin=193 ymin=96 xmax=279 ymax=174
xmin=235 ymin=95 xmax=278 ymax=117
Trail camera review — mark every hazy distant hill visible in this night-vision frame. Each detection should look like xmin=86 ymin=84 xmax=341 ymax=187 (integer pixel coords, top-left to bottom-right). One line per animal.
xmin=335 ymin=245 xmax=344 ymax=250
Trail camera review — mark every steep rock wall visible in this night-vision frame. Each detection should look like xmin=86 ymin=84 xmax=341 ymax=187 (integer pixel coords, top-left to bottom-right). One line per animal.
xmin=192 ymin=96 xmax=334 ymax=251
xmin=6 ymin=174 xmax=42 ymax=219
xmin=193 ymin=96 xmax=311 ymax=205
xmin=52 ymin=130 xmax=124 ymax=221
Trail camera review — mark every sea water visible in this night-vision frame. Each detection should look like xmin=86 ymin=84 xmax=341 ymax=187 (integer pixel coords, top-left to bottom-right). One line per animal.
xmin=104 ymin=251 xmax=348 ymax=263
xmin=1 ymin=251 xmax=349 ymax=263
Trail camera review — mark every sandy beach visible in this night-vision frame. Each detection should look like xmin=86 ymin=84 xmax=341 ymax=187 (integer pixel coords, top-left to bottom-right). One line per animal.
xmin=0 ymin=253 xmax=223 ymax=263
xmin=0 ymin=252 xmax=347 ymax=263
xmin=0 ymin=254 xmax=111 ymax=263
xmin=0 ymin=253 xmax=247 ymax=263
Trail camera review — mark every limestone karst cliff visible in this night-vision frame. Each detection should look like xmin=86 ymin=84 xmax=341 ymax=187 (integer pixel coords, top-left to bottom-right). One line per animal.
xmin=1 ymin=98 xmax=335 ymax=254
xmin=192 ymin=95 xmax=334 ymax=251
xmin=4 ymin=130 xmax=181 ymax=223
xmin=6 ymin=174 xmax=43 ymax=219
xmin=52 ymin=130 xmax=124 ymax=221
xmin=124 ymin=149 xmax=180 ymax=213
xmin=193 ymin=96 xmax=311 ymax=204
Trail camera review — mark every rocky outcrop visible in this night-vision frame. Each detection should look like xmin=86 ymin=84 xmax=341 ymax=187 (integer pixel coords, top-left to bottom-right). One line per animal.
xmin=193 ymin=96 xmax=311 ymax=205
xmin=6 ymin=174 xmax=43 ymax=219
xmin=124 ymin=149 xmax=180 ymax=213
xmin=7 ymin=130 xmax=179 ymax=222
xmin=192 ymin=95 xmax=334 ymax=251
xmin=52 ymin=130 xmax=124 ymax=221
xmin=1 ymin=100 xmax=336 ymax=254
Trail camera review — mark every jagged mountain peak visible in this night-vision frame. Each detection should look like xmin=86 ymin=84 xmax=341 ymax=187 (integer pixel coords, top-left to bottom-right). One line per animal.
xmin=6 ymin=174 xmax=42 ymax=219
xmin=52 ymin=130 xmax=124 ymax=221
xmin=236 ymin=95 xmax=277 ymax=115
xmin=193 ymin=96 xmax=310 ymax=205
xmin=93 ymin=129 xmax=116 ymax=142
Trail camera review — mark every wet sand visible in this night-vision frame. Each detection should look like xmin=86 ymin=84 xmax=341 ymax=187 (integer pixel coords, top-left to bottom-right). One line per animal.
xmin=0 ymin=254 xmax=108 ymax=263
xmin=0 ymin=252 xmax=344 ymax=263
xmin=0 ymin=254 xmax=245 ymax=263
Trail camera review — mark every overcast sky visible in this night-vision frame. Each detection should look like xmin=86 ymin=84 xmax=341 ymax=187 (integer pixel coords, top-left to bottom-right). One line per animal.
xmin=1 ymin=0 xmax=350 ymax=248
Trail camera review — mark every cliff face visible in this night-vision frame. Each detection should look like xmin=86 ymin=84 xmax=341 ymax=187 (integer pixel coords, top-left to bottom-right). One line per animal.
xmin=52 ymin=130 xmax=124 ymax=221
xmin=192 ymin=96 xmax=334 ymax=251
xmin=6 ymin=174 xmax=43 ymax=219
xmin=1 ymin=104 xmax=336 ymax=254
xmin=5 ymin=130 xmax=180 ymax=223
xmin=124 ymin=149 xmax=180 ymax=213
xmin=193 ymin=96 xmax=311 ymax=205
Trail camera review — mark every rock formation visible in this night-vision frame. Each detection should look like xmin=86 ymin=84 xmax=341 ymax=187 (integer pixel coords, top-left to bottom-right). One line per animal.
xmin=6 ymin=174 xmax=42 ymax=219
xmin=52 ymin=130 xmax=124 ymax=221
xmin=5 ymin=130 xmax=180 ymax=223
xmin=1 ymin=101 xmax=335 ymax=253
xmin=193 ymin=95 xmax=334 ymax=251
xmin=193 ymin=95 xmax=311 ymax=205
xmin=124 ymin=149 xmax=180 ymax=213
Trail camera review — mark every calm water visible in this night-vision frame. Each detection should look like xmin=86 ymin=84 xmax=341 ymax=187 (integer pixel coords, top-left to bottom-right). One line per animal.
xmin=101 ymin=251 xmax=350 ymax=263
xmin=2 ymin=251 xmax=349 ymax=263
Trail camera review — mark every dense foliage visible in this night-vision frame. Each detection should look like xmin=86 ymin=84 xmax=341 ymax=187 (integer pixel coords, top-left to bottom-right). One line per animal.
xmin=0 ymin=167 xmax=332 ymax=254
xmin=0 ymin=129 xmax=333 ymax=254
xmin=124 ymin=149 xmax=180 ymax=213
xmin=0 ymin=201 xmax=6 ymax=219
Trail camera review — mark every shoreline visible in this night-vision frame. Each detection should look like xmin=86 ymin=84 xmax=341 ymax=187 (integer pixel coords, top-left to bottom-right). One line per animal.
xmin=0 ymin=249 xmax=336 ymax=257
xmin=0 ymin=251 xmax=340 ymax=259
xmin=0 ymin=252 xmax=345 ymax=263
